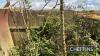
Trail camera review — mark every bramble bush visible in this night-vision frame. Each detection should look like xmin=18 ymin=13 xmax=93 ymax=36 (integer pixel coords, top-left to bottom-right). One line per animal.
xmin=11 ymin=15 xmax=100 ymax=56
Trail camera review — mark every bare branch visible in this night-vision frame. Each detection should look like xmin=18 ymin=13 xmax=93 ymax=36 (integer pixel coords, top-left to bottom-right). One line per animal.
xmin=11 ymin=1 xmax=19 ymax=7
xmin=52 ymin=0 xmax=59 ymax=9
xmin=40 ymin=0 xmax=52 ymax=12
xmin=4 ymin=0 xmax=10 ymax=8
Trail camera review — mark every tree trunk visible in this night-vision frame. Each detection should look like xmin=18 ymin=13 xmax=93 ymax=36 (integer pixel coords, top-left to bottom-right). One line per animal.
xmin=60 ymin=0 xmax=67 ymax=56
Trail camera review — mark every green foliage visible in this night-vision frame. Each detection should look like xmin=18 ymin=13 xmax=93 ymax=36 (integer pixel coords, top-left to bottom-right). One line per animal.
xmin=66 ymin=16 xmax=100 ymax=56
xmin=11 ymin=15 xmax=100 ymax=56
xmin=30 ymin=16 xmax=60 ymax=56
xmin=11 ymin=16 xmax=60 ymax=56
xmin=11 ymin=47 xmax=20 ymax=56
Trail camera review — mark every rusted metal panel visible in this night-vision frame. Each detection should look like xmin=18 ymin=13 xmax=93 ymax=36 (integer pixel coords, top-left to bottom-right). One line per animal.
xmin=8 ymin=10 xmax=44 ymax=46
xmin=0 ymin=9 xmax=45 ymax=53
xmin=0 ymin=9 xmax=14 ymax=56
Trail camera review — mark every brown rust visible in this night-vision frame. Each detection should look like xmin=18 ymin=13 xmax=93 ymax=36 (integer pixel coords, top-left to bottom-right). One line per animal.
xmin=0 ymin=9 xmax=14 ymax=56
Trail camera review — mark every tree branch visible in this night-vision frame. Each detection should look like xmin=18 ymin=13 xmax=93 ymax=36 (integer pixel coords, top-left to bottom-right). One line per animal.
xmin=4 ymin=0 xmax=10 ymax=8
xmin=40 ymin=0 xmax=52 ymax=12
xmin=52 ymin=0 xmax=59 ymax=10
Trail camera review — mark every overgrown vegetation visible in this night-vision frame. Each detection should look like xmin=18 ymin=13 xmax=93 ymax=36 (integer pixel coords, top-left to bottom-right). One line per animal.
xmin=11 ymin=16 xmax=60 ymax=56
xmin=1 ymin=0 xmax=99 ymax=56
xmin=10 ymin=15 xmax=100 ymax=56
xmin=66 ymin=16 xmax=100 ymax=56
